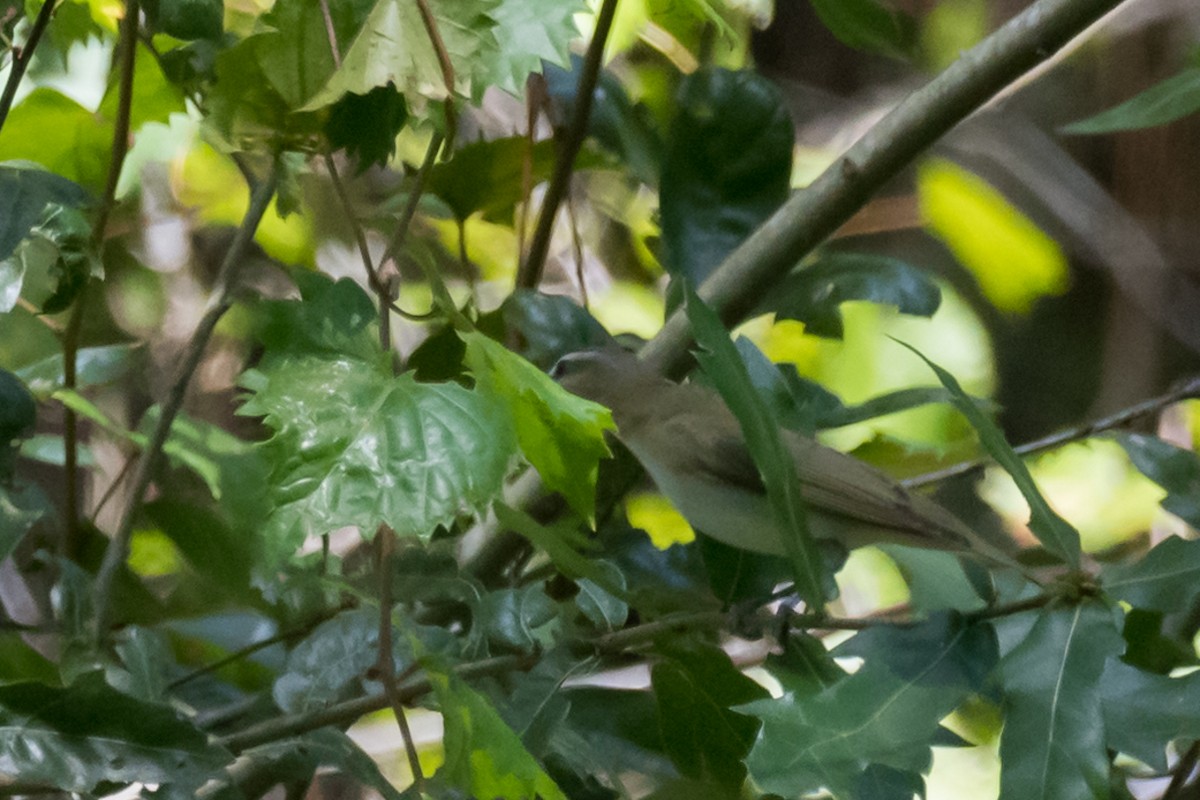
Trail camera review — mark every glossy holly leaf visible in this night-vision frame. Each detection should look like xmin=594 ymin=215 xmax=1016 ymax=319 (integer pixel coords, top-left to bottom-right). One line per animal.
xmin=15 ymin=343 xmax=139 ymax=397
xmin=239 ymin=353 xmax=515 ymax=559
xmin=501 ymin=290 xmax=614 ymax=370
xmin=660 ymin=68 xmax=793 ymax=287
xmin=1113 ymin=432 xmax=1200 ymax=527
xmin=899 ymin=341 xmax=1081 ymax=567
xmin=464 ymin=332 xmax=612 ymax=522
xmin=323 ymin=85 xmax=408 ymax=171
xmin=998 ymin=603 xmax=1124 ymax=800
xmin=1103 ymin=535 xmax=1200 ymax=615
xmin=686 ymin=284 xmax=825 ymax=609
xmin=429 ymin=666 xmax=569 ymax=800
xmin=810 ymin=0 xmax=917 ymax=59
xmin=0 ymin=161 xmax=89 ymax=262
xmin=143 ymin=0 xmax=223 ymax=40
xmin=1063 ymin=66 xmax=1200 ymax=134
xmin=760 ymin=253 xmax=942 ymax=338
xmin=743 ymin=614 xmax=994 ymax=797
xmin=651 ymin=639 xmax=769 ymax=790
xmin=0 ymin=671 xmax=231 ymax=792
xmin=1100 ymin=658 xmax=1200 ymax=771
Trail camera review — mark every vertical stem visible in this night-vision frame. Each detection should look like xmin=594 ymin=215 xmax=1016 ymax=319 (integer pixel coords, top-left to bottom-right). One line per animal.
xmin=376 ymin=530 xmax=425 ymax=790
xmin=0 ymin=0 xmax=56 ymax=134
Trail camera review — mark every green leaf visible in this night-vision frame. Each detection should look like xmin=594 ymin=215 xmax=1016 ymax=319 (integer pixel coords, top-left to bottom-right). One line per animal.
xmin=809 ymin=0 xmax=916 ymax=59
xmin=97 ymin=43 xmax=186 ymax=133
xmin=0 ymin=672 xmax=231 ymax=792
xmin=0 ymin=369 xmax=35 ymax=445
xmin=15 ymin=343 xmax=139 ymax=397
xmin=501 ymin=290 xmax=615 ymax=370
xmin=1102 ymin=535 xmax=1200 ymax=614
xmin=651 ymin=639 xmax=768 ymax=789
xmin=323 ymin=86 xmax=408 ymax=171
xmin=143 ymin=0 xmax=223 ymax=40
xmin=240 ymin=353 xmax=515 ymax=557
xmin=494 ymin=502 xmax=625 ymax=599
xmin=743 ymin=614 xmax=994 ymax=797
xmin=897 ymin=341 xmax=1081 ymax=567
xmin=575 ymin=561 xmax=628 ymax=631
xmin=0 ymin=89 xmax=110 ymax=190
xmin=660 ymin=68 xmax=793 ymax=286
xmin=233 ymin=729 xmax=404 ymax=799
xmin=464 ymin=332 xmax=612 ymax=522
xmin=1113 ymin=432 xmax=1200 ymax=527
xmin=1100 ymin=658 xmax=1200 ymax=771
xmin=255 ymin=273 xmax=381 ymax=362
xmin=0 ymin=481 xmax=49 ymax=560
xmin=479 ymin=585 xmax=561 ymax=653
xmin=476 ymin=0 xmax=584 ymax=96
xmin=1063 ymin=66 xmax=1200 ymax=134
xmin=684 ymin=283 xmax=826 ymax=609
xmin=997 ymin=603 xmax=1124 ymax=800
xmin=0 ymin=161 xmax=90 ymax=261
xmin=429 ymin=665 xmax=569 ymax=800
xmin=760 ymin=253 xmax=942 ymax=339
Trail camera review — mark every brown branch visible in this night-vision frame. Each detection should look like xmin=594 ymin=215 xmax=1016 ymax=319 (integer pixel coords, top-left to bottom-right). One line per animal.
xmin=317 ymin=0 xmax=341 ymax=67
xmin=376 ymin=529 xmax=425 ymax=789
xmin=1164 ymin=740 xmax=1200 ymax=800
xmin=0 ymin=0 xmax=56 ymax=133
xmin=903 ymin=375 xmax=1200 ymax=490
xmin=91 ymin=166 xmax=278 ymax=640
xmin=413 ymin=0 xmax=456 ymax=147
xmin=382 ymin=133 xmax=443 ymax=270
xmin=516 ymin=0 xmax=619 ymax=290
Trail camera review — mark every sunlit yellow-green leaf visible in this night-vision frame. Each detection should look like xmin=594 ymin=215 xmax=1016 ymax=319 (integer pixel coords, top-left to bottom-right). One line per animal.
xmin=920 ymin=0 xmax=987 ymax=71
xmin=918 ymin=158 xmax=1068 ymax=314
xmin=625 ymin=491 xmax=695 ymax=549
xmin=128 ymin=529 xmax=183 ymax=577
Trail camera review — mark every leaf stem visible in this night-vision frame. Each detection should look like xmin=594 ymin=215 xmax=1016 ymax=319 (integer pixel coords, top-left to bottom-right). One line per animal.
xmin=517 ymin=0 xmax=619 ymax=290
xmin=0 ymin=0 xmax=55 ymax=134
xmin=91 ymin=165 xmax=278 ymax=641
xmin=376 ymin=529 xmax=425 ymax=789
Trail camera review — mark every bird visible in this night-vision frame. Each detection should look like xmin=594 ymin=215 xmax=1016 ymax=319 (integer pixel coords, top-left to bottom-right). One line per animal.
xmin=552 ymin=346 xmax=1021 ymax=569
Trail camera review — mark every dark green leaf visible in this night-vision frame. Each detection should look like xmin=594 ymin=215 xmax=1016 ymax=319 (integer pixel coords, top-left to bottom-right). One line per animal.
xmin=809 ymin=0 xmax=916 ymax=59
xmin=685 ymin=284 xmax=826 ymax=609
xmin=0 ymin=369 xmax=35 ymax=445
xmin=898 ymin=341 xmax=1081 ymax=567
xmin=1113 ymin=432 xmax=1200 ymax=527
xmin=1063 ymin=66 xmax=1200 ymax=134
xmin=759 ymin=253 xmax=941 ymax=338
xmin=854 ymin=764 xmax=926 ymax=800
xmin=0 ymin=161 xmax=89 ymax=262
xmin=998 ymin=603 xmax=1124 ymax=800
xmin=743 ymin=614 xmax=994 ymax=796
xmin=241 ymin=730 xmax=404 ymax=799
xmin=764 ymin=632 xmax=844 ymax=696
xmin=1103 ymin=535 xmax=1200 ymax=614
xmin=0 ymin=672 xmax=231 ymax=792
xmin=494 ymin=502 xmax=622 ymax=598
xmin=274 ymin=609 xmax=387 ymax=713
xmin=1118 ymin=608 xmax=1195 ymax=674
xmin=0 ymin=481 xmax=49 ymax=561
xmin=429 ymin=665 xmax=569 ymax=800
xmin=698 ymin=535 xmax=794 ymax=607
xmin=652 ymin=639 xmax=768 ymax=789
xmin=880 ymin=544 xmax=988 ymax=614
xmin=1101 ymin=658 xmax=1200 ymax=771
xmin=143 ymin=499 xmax=256 ymax=598
xmin=660 ymin=68 xmax=793 ymax=286
xmin=478 ymin=585 xmax=560 ymax=653
xmin=575 ymin=562 xmax=628 ymax=631
xmin=16 ymin=343 xmax=139 ymax=397
xmin=502 ymin=291 xmax=614 ymax=370
xmin=144 ymin=0 xmax=223 ymax=40
xmin=323 ymin=85 xmax=408 ymax=171
xmin=254 ymin=273 xmax=379 ymax=362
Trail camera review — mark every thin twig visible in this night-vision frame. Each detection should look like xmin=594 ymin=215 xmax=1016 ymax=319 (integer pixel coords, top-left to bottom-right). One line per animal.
xmin=376 ymin=529 xmax=425 ymax=789
xmin=216 ymin=653 xmax=532 ymax=753
xmin=0 ymin=0 xmax=56 ymax=134
xmin=1164 ymin=741 xmax=1200 ymax=800
xmin=317 ymin=0 xmax=341 ymax=66
xmin=516 ymin=0 xmax=619 ymax=290
xmin=91 ymin=167 xmax=278 ymax=640
xmin=322 ymin=152 xmax=387 ymax=296
xmin=381 ymin=133 xmax=443 ymax=269
xmin=62 ymin=0 xmax=140 ymax=558
xmin=903 ymin=375 xmax=1200 ymax=490
xmin=412 ymin=0 xmax=456 ymax=148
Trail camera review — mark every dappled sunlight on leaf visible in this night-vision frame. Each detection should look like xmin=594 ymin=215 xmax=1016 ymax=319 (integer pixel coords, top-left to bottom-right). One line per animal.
xmin=625 ymin=491 xmax=695 ymax=549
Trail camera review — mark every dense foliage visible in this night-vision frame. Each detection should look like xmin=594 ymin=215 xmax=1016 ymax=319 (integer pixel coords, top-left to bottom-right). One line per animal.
xmin=3 ymin=0 xmax=1200 ymax=798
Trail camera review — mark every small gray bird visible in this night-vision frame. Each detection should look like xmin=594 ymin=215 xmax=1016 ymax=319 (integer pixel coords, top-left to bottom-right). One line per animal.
xmin=553 ymin=347 xmax=1020 ymax=568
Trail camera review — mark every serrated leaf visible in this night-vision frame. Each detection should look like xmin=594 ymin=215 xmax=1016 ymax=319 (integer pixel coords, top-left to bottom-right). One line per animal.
xmin=1113 ymin=432 xmax=1200 ymax=527
xmin=1102 ymin=535 xmax=1200 ymax=614
xmin=1100 ymin=658 xmax=1200 ymax=771
xmin=652 ymin=640 xmax=768 ymax=789
xmin=323 ymin=85 xmax=408 ymax=171
xmin=464 ymin=332 xmax=612 ymax=522
xmin=255 ymin=273 xmax=380 ymax=362
xmin=0 ymin=672 xmax=231 ymax=792
xmin=0 ymin=161 xmax=90 ymax=262
xmin=685 ymin=284 xmax=826 ymax=609
xmin=760 ymin=252 xmax=942 ymax=338
xmin=430 ymin=666 xmax=569 ymax=800
xmin=998 ymin=603 xmax=1124 ymax=800
xmin=240 ymin=354 xmax=515 ymax=557
xmin=809 ymin=0 xmax=916 ymax=59
xmin=742 ymin=614 xmax=993 ymax=797
xmin=501 ymin=290 xmax=614 ymax=370
xmin=898 ymin=341 xmax=1081 ymax=567
xmin=1063 ymin=66 xmax=1200 ymax=134
xmin=476 ymin=0 xmax=584 ymax=95
xmin=660 ymin=68 xmax=792 ymax=287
